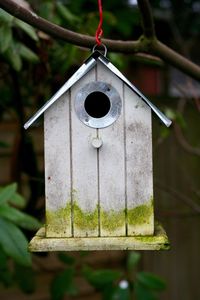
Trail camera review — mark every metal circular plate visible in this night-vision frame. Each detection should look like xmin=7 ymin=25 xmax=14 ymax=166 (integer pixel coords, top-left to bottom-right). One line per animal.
xmin=74 ymin=81 xmax=122 ymax=129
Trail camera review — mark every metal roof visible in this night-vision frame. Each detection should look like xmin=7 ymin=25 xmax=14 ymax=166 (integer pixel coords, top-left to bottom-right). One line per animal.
xmin=24 ymin=50 xmax=172 ymax=129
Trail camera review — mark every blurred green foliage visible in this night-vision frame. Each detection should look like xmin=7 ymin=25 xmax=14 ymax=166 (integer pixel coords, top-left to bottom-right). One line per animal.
xmin=0 ymin=9 xmax=39 ymax=71
xmin=0 ymin=183 xmax=41 ymax=291
xmin=50 ymin=251 xmax=166 ymax=300
xmin=0 ymin=0 xmax=199 ymax=299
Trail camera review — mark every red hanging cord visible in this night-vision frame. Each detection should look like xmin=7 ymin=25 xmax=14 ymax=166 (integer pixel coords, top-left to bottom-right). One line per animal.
xmin=95 ymin=0 xmax=103 ymax=45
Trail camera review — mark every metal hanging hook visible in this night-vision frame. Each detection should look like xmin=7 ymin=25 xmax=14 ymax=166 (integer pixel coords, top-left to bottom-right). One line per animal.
xmin=92 ymin=43 xmax=107 ymax=57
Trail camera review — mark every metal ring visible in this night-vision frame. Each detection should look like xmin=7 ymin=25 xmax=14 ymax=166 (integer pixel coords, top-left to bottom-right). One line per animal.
xmin=74 ymin=81 xmax=122 ymax=129
xmin=92 ymin=43 xmax=107 ymax=57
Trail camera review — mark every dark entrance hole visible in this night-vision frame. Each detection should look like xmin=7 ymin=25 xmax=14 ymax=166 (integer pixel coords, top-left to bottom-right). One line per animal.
xmin=84 ymin=91 xmax=111 ymax=118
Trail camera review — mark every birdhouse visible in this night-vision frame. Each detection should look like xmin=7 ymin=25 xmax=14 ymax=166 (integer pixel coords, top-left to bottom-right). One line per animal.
xmin=25 ymin=50 xmax=171 ymax=251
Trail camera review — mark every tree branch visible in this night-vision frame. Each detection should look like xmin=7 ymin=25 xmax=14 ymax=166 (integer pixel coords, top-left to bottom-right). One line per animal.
xmin=155 ymin=180 xmax=200 ymax=213
xmin=1 ymin=0 xmax=200 ymax=82
xmin=173 ymin=99 xmax=200 ymax=156
xmin=137 ymin=0 xmax=156 ymax=38
xmin=151 ymin=40 xmax=200 ymax=81
xmin=174 ymin=123 xmax=200 ymax=156
xmin=0 ymin=0 xmax=142 ymax=53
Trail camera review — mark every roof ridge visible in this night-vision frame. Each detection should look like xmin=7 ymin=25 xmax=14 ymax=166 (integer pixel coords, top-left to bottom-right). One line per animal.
xmin=24 ymin=51 xmax=171 ymax=129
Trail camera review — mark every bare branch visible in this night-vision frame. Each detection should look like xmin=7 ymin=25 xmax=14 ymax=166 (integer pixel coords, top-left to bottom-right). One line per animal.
xmin=151 ymin=40 xmax=200 ymax=81
xmin=0 ymin=0 xmax=142 ymax=53
xmin=174 ymin=123 xmax=200 ymax=156
xmin=1 ymin=0 xmax=200 ymax=82
xmin=155 ymin=180 xmax=200 ymax=213
xmin=137 ymin=0 xmax=156 ymax=38
xmin=173 ymin=98 xmax=200 ymax=156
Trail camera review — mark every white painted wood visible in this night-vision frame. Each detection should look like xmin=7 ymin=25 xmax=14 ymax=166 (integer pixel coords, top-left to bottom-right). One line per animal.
xmin=44 ymin=61 xmax=154 ymax=240
xmin=71 ymin=68 xmax=99 ymax=237
xmin=44 ymin=93 xmax=71 ymax=237
xmin=124 ymin=85 xmax=154 ymax=236
xmin=97 ymin=62 xmax=126 ymax=237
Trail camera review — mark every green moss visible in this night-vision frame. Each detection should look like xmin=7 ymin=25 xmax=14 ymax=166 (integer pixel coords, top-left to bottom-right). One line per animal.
xmin=133 ymin=222 xmax=170 ymax=250
xmin=73 ymin=201 xmax=98 ymax=232
xmin=100 ymin=199 xmax=153 ymax=234
xmin=46 ymin=203 xmax=71 ymax=235
xmin=101 ymin=209 xmax=125 ymax=232
xmin=46 ymin=198 xmax=154 ymax=236
xmin=127 ymin=198 xmax=153 ymax=226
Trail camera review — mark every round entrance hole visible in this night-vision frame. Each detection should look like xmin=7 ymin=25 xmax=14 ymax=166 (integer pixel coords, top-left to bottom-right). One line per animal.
xmin=84 ymin=91 xmax=111 ymax=118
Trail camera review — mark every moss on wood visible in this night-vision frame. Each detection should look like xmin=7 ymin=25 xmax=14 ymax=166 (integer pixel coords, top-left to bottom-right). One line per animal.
xmin=73 ymin=201 xmax=98 ymax=232
xmin=29 ymin=223 xmax=170 ymax=252
xmin=100 ymin=208 xmax=125 ymax=233
xmin=45 ymin=198 xmax=154 ymax=236
xmin=127 ymin=198 xmax=153 ymax=226
xmin=46 ymin=203 xmax=71 ymax=237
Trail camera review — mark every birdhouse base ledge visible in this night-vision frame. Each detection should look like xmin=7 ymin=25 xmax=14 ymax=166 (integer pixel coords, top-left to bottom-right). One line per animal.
xmin=29 ymin=222 xmax=169 ymax=251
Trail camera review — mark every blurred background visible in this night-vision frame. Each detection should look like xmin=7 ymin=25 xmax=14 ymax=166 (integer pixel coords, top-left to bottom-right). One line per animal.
xmin=0 ymin=0 xmax=200 ymax=299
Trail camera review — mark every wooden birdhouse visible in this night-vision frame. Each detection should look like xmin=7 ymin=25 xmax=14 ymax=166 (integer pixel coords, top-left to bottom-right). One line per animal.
xmin=25 ymin=51 xmax=171 ymax=251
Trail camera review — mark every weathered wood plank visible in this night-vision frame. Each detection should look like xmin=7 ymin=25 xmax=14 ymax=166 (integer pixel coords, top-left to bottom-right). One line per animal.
xmin=97 ymin=62 xmax=126 ymax=237
xmin=71 ymin=68 xmax=99 ymax=237
xmin=124 ymin=85 xmax=154 ymax=236
xmin=44 ymin=93 xmax=71 ymax=237
xmin=29 ymin=223 xmax=169 ymax=251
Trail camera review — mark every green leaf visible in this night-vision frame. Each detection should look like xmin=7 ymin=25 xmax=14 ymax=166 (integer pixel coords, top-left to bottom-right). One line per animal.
xmin=108 ymin=53 xmax=126 ymax=70
xmin=160 ymin=127 xmax=170 ymax=139
xmin=0 ymin=205 xmax=41 ymax=230
xmin=127 ymin=251 xmax=141 ymax=271
xmin=0 ymin=187 xmax=25 ymax=208
xmin=165 ymin=108 xmax=186 ymax=129
xmin=14 ymin=264 xmax=36 ymax=293
xmin=39 ymin=2 xmax=61 ymax=24
xmin=5 ymin=43 xmax=22 ymax=71
xmin=0 ymin=218 xmax=31 ymax=266
xmin=176 ymin=112 xmax=187 ymax=129
xmin=56 ymin=2 xmax=80 ymax=24
xmin=136 ymin=272 xmax=166 ymax=291
xmin=0 ymin=9 xmax=13 ymax=25
xmin=17 ymin=43 xmax=39 ymax=63
xmin=51 ymin=268 xmax=78 ymax=300
xmin=101 ymin=281 xmax=131 ymax=300
xmin=164 ymin=108 xmax=176 ymax=120
xmin=83 ymin=266 xmax=122 ymax=288
xmin=114 ymin=287 xmax=131 ymax=300
xmin=0 ymin=183 xmax=17 ymax=205
xmin=14 ymin=19 xmax=38 ymax=41
xmin=4 ymin=39 xmax=39 ymax=69
xmin=0 ymin=246 xmax=7 ymax=269
xmin=19 ymin=44 xmax=39 ymax=63
xmin=0 ymin=268 xmax=13 ymax=287
xmin=0 ymin=246 xmax=13 ymax=287
xmin=110 ymin=281 xmax=131 ymax=300
xmin=134 ymin=282 xmax=157 ymax=300
xmin=0 ymin=25 xmax=12 ymax=53
xmin=58 ymin=253 xmax=75 ymax=265
xmin=9 ymin=192 xmax=26 ymax=208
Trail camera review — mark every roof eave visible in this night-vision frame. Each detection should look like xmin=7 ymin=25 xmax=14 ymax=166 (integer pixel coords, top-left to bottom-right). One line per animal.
xmin=24 ymin=50 xmax=171 ymax=129
xmin=24 ymin=54 xmax=97 ymax=129
xmin=97 ymin=54 xmax=172 ymax=127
